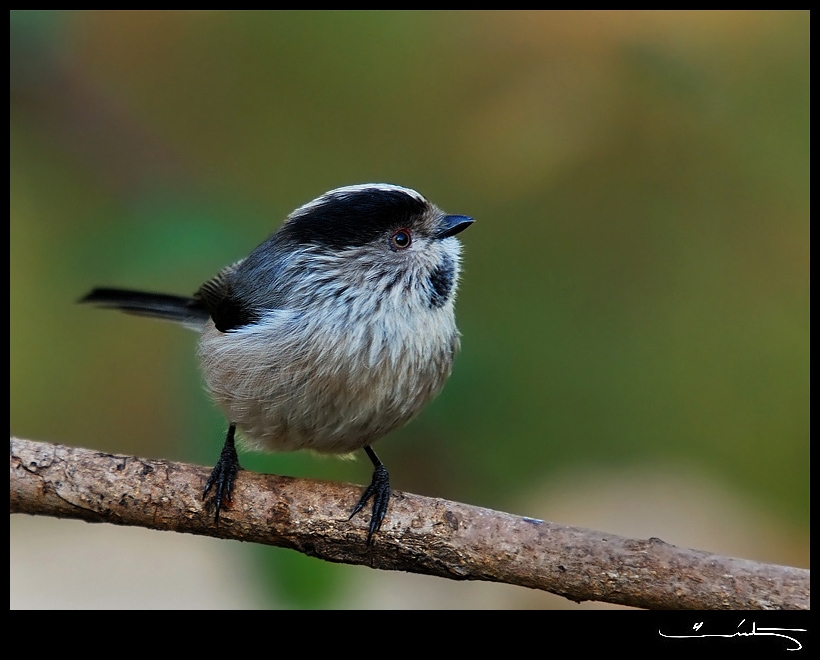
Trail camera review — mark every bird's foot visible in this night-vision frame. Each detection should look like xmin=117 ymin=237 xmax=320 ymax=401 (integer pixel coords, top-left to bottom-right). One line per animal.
xmin=349 ymin=462 xmax=390 ymax=545
xmin=203 ymin=424 xmax=240 ymax=525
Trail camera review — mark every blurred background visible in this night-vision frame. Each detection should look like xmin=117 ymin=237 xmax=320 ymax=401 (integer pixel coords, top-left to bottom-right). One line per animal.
xmin=10 ymin=11 xmax=809 ymax=608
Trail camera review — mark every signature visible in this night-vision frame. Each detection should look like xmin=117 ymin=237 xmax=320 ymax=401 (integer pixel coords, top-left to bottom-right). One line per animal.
xmin=659 ymin=619 xmax=806 ymax=652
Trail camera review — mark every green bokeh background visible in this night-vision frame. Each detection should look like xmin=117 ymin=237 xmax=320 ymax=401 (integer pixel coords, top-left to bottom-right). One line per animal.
xmin=10 ymin=11 xmax=809 ymax=608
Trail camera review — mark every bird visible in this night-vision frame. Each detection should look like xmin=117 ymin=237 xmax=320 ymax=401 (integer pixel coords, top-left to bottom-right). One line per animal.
xmin=80 ymin=183 xmax=473 ymax=544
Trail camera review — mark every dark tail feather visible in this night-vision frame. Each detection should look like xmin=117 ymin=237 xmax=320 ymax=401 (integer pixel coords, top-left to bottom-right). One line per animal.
xmin=79 ymin=288 xmax=210 ymax=330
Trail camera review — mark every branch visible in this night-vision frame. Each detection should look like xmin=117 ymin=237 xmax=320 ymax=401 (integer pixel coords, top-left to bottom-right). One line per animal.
xmin=10 ymin=436 xmax=809 ymax=609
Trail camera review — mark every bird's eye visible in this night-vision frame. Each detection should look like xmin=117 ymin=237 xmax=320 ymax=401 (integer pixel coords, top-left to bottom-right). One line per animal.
xmin=390 ymin=228 xmax=412 ymax=250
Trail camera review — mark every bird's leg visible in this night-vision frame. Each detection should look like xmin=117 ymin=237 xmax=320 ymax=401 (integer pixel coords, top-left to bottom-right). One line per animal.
xmin=349 ymin=445 xmax=391 ymax=545
xmin=203 ymin=423 xmax=240 ymax=524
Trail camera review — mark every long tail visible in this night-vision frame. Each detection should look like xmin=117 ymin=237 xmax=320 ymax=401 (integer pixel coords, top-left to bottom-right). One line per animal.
xmin=79 ymin=288 xmax=210 ymax=331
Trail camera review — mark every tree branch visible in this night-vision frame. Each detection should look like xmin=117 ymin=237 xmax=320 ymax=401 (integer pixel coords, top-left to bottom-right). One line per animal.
xmin=10 ymin=436 xmax=809 ymax=609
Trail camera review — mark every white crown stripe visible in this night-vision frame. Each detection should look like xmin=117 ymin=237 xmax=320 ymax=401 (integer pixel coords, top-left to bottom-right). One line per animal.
xmin=289 ymin=184 xmax=428 ymax=220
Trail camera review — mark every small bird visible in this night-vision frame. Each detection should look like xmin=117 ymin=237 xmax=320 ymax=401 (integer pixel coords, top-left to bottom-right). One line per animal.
xmin=81 ymin=184 xmax=473 ymax=543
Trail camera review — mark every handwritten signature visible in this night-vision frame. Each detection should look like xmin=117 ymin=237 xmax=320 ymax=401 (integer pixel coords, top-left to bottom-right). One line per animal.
xmin=659 ymin=619 xmax=806 ymax=652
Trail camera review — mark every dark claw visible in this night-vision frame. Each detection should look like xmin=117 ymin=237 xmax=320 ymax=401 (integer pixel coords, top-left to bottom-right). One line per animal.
xmin=349 ymin=446 xmax=391 ymax=545
xmin=203 ymin=424 xmax=240 ymax=525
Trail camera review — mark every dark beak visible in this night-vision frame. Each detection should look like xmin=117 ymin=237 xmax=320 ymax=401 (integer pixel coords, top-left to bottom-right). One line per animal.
xmin=435 ymin=214 xmax=474 ymax=240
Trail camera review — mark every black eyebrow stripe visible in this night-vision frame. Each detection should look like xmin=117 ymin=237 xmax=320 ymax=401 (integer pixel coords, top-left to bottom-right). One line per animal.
xmin=281 ymin=189 xmax=428 ymax=249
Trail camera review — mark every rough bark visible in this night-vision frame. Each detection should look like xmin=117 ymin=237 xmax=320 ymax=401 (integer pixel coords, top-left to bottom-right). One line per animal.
xmin=10 ymin=436 xmax=809 ymax=609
